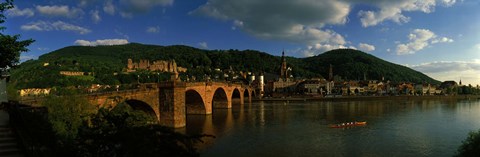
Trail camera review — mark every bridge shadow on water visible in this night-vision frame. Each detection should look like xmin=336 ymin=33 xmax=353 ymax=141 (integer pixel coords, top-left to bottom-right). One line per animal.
xmin=178 ymin=100 xmax=248 ymax=150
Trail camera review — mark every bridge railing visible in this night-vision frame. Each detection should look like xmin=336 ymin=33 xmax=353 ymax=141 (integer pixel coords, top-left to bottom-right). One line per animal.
xmin=19 ymin=87 xmax=161 ymax=104
xmin=158 ymin=81 xmax=186 ymax=87
xmin=86 ymin=89 xmax=140 ymax=96
xmin=185 ymin=82 xmax=206 ymax=87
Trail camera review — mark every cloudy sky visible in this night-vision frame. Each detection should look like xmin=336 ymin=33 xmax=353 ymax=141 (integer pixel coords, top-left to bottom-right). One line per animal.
xmin=4 ymin=0 xmax=480 ymax=85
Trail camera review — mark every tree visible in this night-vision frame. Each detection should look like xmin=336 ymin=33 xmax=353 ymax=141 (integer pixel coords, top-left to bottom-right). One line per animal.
xmin=0 ymin=0 xmax=34 ymax=71
xmin=76 ymin=103 xmax=208 ymax=157
xmin=42 ymin=94 xmax=95 ymax=144
xmin=455 ymin=129 xmax=480 ymax=157
xmin=6 ymin=83 xmax=18 ymax=101
xmin=447 ymin=87 xmax=453 ymax=95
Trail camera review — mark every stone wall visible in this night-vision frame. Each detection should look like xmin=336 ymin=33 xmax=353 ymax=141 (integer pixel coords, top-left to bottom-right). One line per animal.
xmin=126 ymin=58 xmax=187 ymax=73
xmin=19 ymin=88 xmax=51 ymax=97
xmin=0 ymin=78 xmax=6 ymax=103
xmin=60 ymin=71 xmax=85 ymax=76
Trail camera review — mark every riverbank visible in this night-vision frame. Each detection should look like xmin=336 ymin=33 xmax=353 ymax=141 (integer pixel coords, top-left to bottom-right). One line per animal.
xmin=253 ymin=95 xmax=480 ymax=102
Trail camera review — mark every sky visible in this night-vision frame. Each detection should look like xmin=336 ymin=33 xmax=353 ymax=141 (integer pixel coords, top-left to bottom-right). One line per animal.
xmin=3 ymin=0 xmax=480 ymax=85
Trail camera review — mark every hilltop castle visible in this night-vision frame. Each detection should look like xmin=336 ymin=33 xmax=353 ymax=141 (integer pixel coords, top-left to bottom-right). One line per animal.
xmin=126 ymin=59 xmax=187 ymax=73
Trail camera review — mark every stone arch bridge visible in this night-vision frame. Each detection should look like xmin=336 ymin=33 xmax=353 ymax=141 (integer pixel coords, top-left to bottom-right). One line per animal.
xmin=20 ymin=82 xmax=254 ymax=128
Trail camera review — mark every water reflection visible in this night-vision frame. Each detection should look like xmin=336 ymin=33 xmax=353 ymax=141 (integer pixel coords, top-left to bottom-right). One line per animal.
xmin=183 ymin=99 xmax=480 ymax=157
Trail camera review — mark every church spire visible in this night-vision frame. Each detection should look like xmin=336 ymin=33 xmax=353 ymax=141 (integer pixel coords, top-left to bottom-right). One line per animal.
xmin=280 ymin=50 xmax=287 ymax=80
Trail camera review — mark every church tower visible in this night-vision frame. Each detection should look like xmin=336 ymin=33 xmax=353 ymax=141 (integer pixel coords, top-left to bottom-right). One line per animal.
xmin=280 ymin=50 xmax=287 ymax=80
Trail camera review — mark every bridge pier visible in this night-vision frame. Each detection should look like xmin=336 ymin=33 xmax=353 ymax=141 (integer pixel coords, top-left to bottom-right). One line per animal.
xmin=159 ymin=82 xmax=186 ymax=128
xmin=213 ymin=100 xmax=231 ymax=109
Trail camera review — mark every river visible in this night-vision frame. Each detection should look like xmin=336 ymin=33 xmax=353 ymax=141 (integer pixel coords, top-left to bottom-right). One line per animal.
xmin=179 ymin=99 xmax=480 ymax=157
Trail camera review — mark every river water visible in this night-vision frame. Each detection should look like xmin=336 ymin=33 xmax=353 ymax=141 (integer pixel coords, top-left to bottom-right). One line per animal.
xmin=181 ymin=99 xmax=480 ymax=157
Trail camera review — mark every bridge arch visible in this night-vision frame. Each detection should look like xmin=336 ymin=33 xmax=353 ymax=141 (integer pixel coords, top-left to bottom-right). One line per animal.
xmin=212 ymin=87 xmax=229 ymax=108
xmin=232 ymin=88 xmax=242 ymax=105
xmin=244 ymin=88 xmax=252 ymax=103
xmin=185 ymin=89 xmax=206 ymax=114
xmin=121 ymin=99 xmax=158 ymax=121
xmin=251 ymin=88 xmax=258 ymax=99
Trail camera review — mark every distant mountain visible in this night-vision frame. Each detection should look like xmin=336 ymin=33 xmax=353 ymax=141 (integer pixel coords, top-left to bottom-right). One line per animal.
xmin=9 ymin=43 xmax=439 ymax=89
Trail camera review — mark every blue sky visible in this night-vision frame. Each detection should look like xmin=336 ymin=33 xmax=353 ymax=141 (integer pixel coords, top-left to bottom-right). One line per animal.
xmin=4 ymin=0 xmax=480 ymax=85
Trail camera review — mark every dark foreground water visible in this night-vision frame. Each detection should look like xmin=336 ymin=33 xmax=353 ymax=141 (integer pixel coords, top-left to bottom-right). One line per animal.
xmin=179 ymin=99 xmax=480 ymax=157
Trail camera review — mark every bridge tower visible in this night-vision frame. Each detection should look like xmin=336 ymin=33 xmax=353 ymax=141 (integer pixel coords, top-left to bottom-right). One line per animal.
xmin=159 ymin=81 xmax=186 ymax=128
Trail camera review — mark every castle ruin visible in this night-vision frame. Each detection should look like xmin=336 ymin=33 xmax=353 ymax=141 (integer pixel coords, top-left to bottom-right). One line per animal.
xmin=127 ymin=59 xmax=187 ymax=73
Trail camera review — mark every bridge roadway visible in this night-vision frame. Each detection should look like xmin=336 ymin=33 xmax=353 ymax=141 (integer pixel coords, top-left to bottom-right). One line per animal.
xmin=20 ymin=81 xmax=254 ymax=128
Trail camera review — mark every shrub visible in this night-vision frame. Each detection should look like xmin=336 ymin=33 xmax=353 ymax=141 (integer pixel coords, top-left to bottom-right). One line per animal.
xmin=456 ymin=129 xmax=480 ymax=157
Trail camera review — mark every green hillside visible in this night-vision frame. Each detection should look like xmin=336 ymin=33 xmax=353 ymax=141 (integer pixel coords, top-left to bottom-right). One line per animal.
xmin=9 ymin=43 xmax=439 ymax=89
xmin=303 ymin=49 xmax=440 ymax=84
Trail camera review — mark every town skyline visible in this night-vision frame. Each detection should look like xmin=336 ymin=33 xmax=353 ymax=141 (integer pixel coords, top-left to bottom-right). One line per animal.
xmin=4 ymin=0 xmax=480 ymax=85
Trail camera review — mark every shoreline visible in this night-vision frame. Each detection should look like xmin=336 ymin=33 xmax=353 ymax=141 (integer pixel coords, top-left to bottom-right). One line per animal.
xmin=252 ymin=95 xmax=480 ymax=102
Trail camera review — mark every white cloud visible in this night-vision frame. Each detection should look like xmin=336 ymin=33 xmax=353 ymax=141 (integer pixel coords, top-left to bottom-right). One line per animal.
xmin=299 ymin=28 xmax=354 ymax=57
xmin=37 ymin=47 xmax=49 ymax=51
xmin=431 ymin=37 xmax=454 ymax=44
xmin=198 ymin=42 xmax=208 ymax=49
xmin=476 ymin=44 xmax=480 ymax=50
xmin=396 ymin=29 xmax=453 ymax=55
xmin=231 ymin=20 xmax=243 ymax=30
xmin=358 ymin=43 xmax=376 ymax=52
xmin=358 ymin=8 xmax=409 ymax=27
xmin=20 ymin=23 xmax=43 ymax=31
xmin=6 ymin=5 xmax=34 ymax=17
xmin=409 ymin=60 xmax=480 ymax=85
xmin=119 ymin=0 xmax=173 ymax=15
xmin=21 ymin=21 xmax=91 ymax=34
xmin=440 ymin=0 xmax=457 ymax=6
xmin=357 ymin=0 xmax=457 ymax=27
xmin=91 ymin=10 xmax=101 ymax=23
xmin=78 ymin=0 xmax=96 ymax=7
xmin=74 ymin=39 xmax=129 ymax=46
xmin=146 ymin=26 xmax=160 ymax=33
xmin=194 ymin=0 xmax=352 ymax=57
xmin=192 ymin=0 xmax=349 ymax=45
xmin=120 ymin=12 xmax=133 ymax=18
xmin=36 ymin=5 xmax=84 ymax=18
xmin=193 ymin=0 xmax=457 ymax=57
xmin=302 ymin=44 xmax=353 ymax=57
xmin=20 ymin=55 xmax=38 ymax=62
xmin=104 ymin=0 xmax=116 ymax=15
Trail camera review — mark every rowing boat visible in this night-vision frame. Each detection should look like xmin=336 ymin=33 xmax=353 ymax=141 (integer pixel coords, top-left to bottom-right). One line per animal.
xmin=329 ymin=121 xmax=367 ymax=128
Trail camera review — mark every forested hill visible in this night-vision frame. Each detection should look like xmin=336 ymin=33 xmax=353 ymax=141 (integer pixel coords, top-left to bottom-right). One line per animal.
xmin=302 ymin=49 xmax=440 ymax=84
xmin=10 ymin=43 xmax=439 ymax=89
